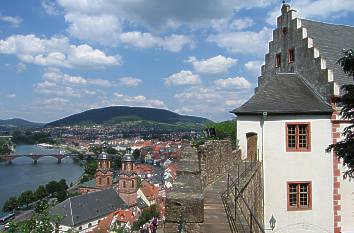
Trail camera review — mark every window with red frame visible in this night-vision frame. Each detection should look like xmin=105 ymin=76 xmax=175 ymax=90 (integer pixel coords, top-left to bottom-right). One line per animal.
xmin=286 ymin=123 xmax=310 ymax=151
xmin=287 ymin=182 xmax=311 ymax=210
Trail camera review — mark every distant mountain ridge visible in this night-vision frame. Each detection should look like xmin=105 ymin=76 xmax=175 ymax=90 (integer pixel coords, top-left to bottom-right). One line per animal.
xmin=0 ymin=118 xmax=44 ymax=129
xmin=46 ymin=106 xmax=212 ymax=128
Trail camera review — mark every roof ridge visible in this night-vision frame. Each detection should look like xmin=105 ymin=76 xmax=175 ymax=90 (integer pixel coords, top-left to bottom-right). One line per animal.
xmin=69 ymin=197 xmax=74 ymax=226
xmin=301 ymin=18 xmax=354 ymax=29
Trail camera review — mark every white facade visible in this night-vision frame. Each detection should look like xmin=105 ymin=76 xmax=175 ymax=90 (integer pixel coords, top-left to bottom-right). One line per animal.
xmin=237 ymin=114 xmax=334 ymax=232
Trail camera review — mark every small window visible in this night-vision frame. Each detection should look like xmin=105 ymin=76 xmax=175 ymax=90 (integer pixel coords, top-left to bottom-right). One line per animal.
xmin=286 ymin=123 xmax=311 ymax=151
xmin=123 ymin=181 xmax=126 ymax=188
xmin=107 ymin=177 xmax=110 ymax=184
xmin=131 ymin=180 xmax=135 ymax=188
xmin=275 ymin=53 xmax=281 ymax=67
xmin=288 ymin=48 xmax=295 ymax=63
xmin=88 ymin=223 xmax=92 ymax=227
xmin=287 ymin=182 xmax=312 ymax=210
xmin=99 ymin=177 xmax=102 ymax=185
xmin=282 ymin=27 xmax=288 ymax=35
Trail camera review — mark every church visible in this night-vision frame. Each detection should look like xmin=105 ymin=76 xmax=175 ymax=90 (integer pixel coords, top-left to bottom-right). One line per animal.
xmin=233 ymin=3 xmax=354 ymax=233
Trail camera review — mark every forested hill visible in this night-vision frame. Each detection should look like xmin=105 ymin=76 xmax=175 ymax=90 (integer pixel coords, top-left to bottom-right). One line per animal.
xmin=0 ymin=118 xmax=44 ymax=129
xmin=46 ymin=106 xmax=211 ymax=127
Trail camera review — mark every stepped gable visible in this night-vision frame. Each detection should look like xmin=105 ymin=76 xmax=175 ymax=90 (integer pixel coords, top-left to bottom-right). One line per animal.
xmin=301 ymin=19 xmax=354 ymax=87
xmin=50 ymin=188 xmax=126 ymax=227
xmin=232 ymin=73 xmax=332 ymax=115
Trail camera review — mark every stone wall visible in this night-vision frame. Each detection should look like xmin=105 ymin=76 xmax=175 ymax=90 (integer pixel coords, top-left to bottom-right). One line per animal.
xmin=164 ymin=140 xmax=242 ymax=232
xmin=199 ymin=140 xmax=241 ymax=189
xmin=164 ymin=146 xmax=204 ymax=233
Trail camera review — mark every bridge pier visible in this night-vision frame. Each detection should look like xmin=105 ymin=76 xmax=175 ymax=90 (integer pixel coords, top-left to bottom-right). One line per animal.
xmin=33 ymin=159 xmax=38 ymax=165
xmin=57 ymin=158 xmax=62 ymax=164
xmin=6 ymin=159 xmax=12 ymax=165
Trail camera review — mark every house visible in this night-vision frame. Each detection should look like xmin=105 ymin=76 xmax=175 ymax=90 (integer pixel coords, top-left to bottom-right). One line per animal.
xmin=233 ymin=3 xmax=354 ymax=233
xmin=50 ymin=188 xmax=126 ymax=233
xmin=137 ymin=181 xmax=159 ymax=207
xmin=111 ymin=210 xmax=135 ymax=232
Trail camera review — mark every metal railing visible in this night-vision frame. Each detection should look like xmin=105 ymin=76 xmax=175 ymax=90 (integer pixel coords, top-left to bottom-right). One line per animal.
xmin=221 ymin=159 xmax=265 ymax=233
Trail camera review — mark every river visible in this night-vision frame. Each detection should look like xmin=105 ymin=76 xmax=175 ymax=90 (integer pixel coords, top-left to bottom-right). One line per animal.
xmin=0 ymin=145 xmax=84 ymax=209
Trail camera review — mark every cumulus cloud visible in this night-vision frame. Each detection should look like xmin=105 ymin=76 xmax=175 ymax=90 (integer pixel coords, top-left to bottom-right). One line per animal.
xmin=41 ymin=0 xmax=60 ymax=15
xmin=113 ymin=93 xmax=166 ymax=109
xmin=186 ymin=55 xmax=237 ymax=74
xmin=245 ymin=60 xmax=264 ymax=77
xmin=119 ymin=77 xmax=142 ymax=87
xmin=0 ymin=15 xmax=22 ymax=27
xmin=0 ymin=34 xmax=120 ymax=69
xmin=173 ymin=85 xmax=250 ymax=120
xmin=57 ymin=0 xmax=271 ymax=31
xmin=65 ymin=13 xmax=121 ymax=45
xmin=207 ymin=27 xmax=272 ymax=56
xmin=230 ymin=17 xmax=254 ymax=30
xmin=165 ymin=70 xmax=201 ymax=86
xmin=6 ymin=93 xmax=16 ymax=99
xmin=34 ymin=68 xmax=113 ymax=97
xmin=214 ymin=77 xmax=252 ymax=89
xmin=267 ymin=0 xmax=354 ymax=25
xmin=119 ymin=32 xmax=193 ymax=52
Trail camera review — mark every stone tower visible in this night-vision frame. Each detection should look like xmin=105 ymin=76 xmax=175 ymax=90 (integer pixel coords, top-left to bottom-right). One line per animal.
xmin=95 ymin=152 xmax=113 ymax=189
xmin=118 ymin=149 xmax=138 ymax=206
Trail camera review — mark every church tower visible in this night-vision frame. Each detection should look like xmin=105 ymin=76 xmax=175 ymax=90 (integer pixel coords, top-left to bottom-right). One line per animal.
xmin=95 ymin=152 xmax=113 ymax=189
xmin=118 ymin=149 xmax=138 ymax=206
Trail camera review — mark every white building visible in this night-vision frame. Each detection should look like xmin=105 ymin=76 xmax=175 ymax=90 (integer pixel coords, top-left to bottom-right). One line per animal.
xmin=233 ymin=4 xmax=354 ymax=233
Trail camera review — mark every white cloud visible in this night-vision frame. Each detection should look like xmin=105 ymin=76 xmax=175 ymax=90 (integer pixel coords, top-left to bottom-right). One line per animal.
xmin=119 ymin=77 xmax=142 ymax=87
xmin=6 ymin=93 xmax=16 ymax=99
xmin=165 ymin=70 xmax=201 ymax=86
xmin=0 ymin=15 xmax=22 ymax=27
xmin=230 ymin=17 xmax=254 ymax=30
xmin=186 ymin=55 xmax=237 ymax=74
xmin=267 ymin=0 xmax=354 ymax=25
xmin=0 ymin=34 xmax=120 ymax=69
xmin=245 ymin=60 xmax=264 ymax=77
xmin=57 ymin=0 xmax=272 ymax=31
xmin=65 ymin=13 xmax=121 ymax=45
xmin=42 ymin=98 xmax=69 ymax=105
xmin=119 ymin=32 xmax=193 ymax=52
xmin=207 ymin=27 xmax=272 ymax=56
xmin=214 ymin=77 xmax=252 ymax=89
xmin=16 ymin=62 xmax=27 ymax=73
xmin=34 ymin=69 xmax=113 ymax=97
xmin=41 ymin=0 xmax=60 ymax=15
xmin=113 ymin=93 xmax=166 ymax=109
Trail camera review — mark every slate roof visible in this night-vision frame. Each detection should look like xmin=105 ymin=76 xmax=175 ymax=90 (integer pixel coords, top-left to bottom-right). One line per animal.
xmin=50 ymin=188 xmax=126 ymax=227
xmin=80 ymin=179 xmax=97 ymax=188
xmin=301 ymin=19 xmax=354 ymax=87
xmin=232 ymin=73 xmax=333 ymax=115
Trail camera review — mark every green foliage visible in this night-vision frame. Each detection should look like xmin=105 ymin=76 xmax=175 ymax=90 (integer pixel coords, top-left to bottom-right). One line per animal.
xmin=89 ymin=146 xmax=102 ymax=155
xmin=112 ymin=155 xmax=122 ymax=171
xmin=35 ymin=186 xmax=48 ymax=200
xmin=111 ymin=225 xmax=130 ymax=233
xmin=105 ymin=147 xmax=118 ymax=155
xmin=84 ymin=160 xmax=98 ymax=178
xmin=327 ymin=49 xmax=354 ymax=178
xmin=18 ymin=190 xmax=35 ymax=208
xmin=2 ymin=196 xmax=18 ymax=212
xmin=132 ymin=149 xmax=141 ymax=160
xmin=200 ymin=120 xmax=238 ymax=149
xmin=7 ymin=201 xmax=55 ymax=233
xmin=0 ymin=138 xmax=14 ymax=155
xmin=133 ymin=204 xmax=160 ymax=230
xmin=11 ymin=130 xmax=54 ymax=145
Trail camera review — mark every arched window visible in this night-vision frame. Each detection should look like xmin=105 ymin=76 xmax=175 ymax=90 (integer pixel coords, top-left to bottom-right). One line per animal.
xmin=131 ymin=180 xmax=134 ymax=188
xmin=99 ymin=177 xmax=102 ymax=185
xmin=123 ymin=181 xmax=126 ymax=188
xmin=107 ymin=177 xmax=110 ymax=184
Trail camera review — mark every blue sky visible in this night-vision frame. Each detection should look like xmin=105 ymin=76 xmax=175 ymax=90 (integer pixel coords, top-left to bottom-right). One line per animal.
xmin=0 ymin=0 xmax=354 ymax=123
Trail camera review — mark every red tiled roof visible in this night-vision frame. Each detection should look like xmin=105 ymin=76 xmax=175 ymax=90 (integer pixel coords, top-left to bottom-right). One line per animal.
xmin=119 ymin=192 xmax=137 ymax=206
xmin=140 ymin=181 xmax=159 ymax=201
xmin=88 ymin=212 xmax=114 ymax=233
xmin=114 ymin=210 xmax=135 ymax=225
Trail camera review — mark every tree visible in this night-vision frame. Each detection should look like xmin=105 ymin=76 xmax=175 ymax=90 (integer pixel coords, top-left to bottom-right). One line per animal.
xmin=105 ymin=147 xmax=118 ymax=155
xmin=327 ymin=49 xmax=354 ymax=178
xmin=2 ymin=197 xmax=18 ymax=212
xmin=46 ymin=181 xmax=60 ymax=194
xmin=132 ymin=149 xmax=141 ymax=161
xmin=56 ymin=190 xmax=68 ymax=202
xmin=35 ymin=185 xmax=48 ymax=200
xmin=18 ymin=190 xmax=35 ymax=208
xmin=58 ymin=179 xmax=68 ymax=191
xmin=133 ymin=204 xmax=160 ymax=230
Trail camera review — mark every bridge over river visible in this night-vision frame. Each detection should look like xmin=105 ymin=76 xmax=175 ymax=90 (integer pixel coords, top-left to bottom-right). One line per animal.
xmin=0 ymin=153 xmax=82 ymax=164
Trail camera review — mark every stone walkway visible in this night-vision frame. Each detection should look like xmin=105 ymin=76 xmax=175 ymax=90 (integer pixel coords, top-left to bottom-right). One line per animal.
xmin=200 ymin=163 xmax=247 ymax=233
